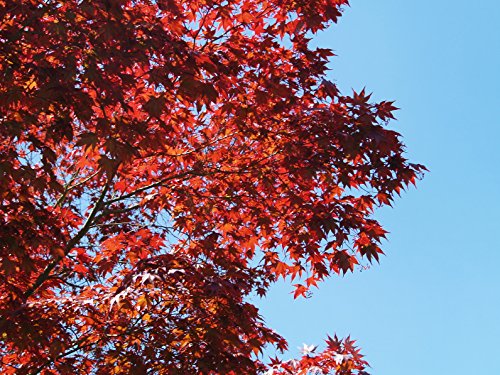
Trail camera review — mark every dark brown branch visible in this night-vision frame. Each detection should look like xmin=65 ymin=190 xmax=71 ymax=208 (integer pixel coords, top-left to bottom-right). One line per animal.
xmin=23 ymin=170 xmax=117 ymax=301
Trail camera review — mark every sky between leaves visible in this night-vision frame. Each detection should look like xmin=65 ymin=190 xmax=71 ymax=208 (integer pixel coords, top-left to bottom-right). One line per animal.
xmin=258 ymin=1 xmax=500 ymax=374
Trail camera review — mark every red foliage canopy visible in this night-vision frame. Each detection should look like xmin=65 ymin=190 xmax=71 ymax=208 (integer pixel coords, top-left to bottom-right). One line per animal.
xmin=0 ymin=0 xmax=425 ymax=373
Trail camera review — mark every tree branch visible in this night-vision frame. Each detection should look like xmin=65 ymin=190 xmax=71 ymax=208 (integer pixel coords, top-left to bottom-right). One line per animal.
xmin=23 ymin=169 xmax=117 ymax=301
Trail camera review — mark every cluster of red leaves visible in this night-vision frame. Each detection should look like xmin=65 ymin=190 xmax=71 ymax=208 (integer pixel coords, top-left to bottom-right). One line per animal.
xmin=0 ymin=0 xmax=425 ymax=373
xmin=266 ymin=336 xmax=368 ymax=375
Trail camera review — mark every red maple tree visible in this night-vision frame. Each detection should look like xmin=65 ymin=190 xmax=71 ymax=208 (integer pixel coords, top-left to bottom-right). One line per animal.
xmin=0 ymin=0 xmax=425 ymax=373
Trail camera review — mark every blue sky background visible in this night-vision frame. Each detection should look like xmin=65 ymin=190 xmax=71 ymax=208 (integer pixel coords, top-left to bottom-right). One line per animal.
xmin=258 ymin=1 xmax=500 ymax=374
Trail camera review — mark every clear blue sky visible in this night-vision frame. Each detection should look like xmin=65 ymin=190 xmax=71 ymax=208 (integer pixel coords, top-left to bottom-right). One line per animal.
xmin=258 ymin=1 xmax=500 ymax=374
